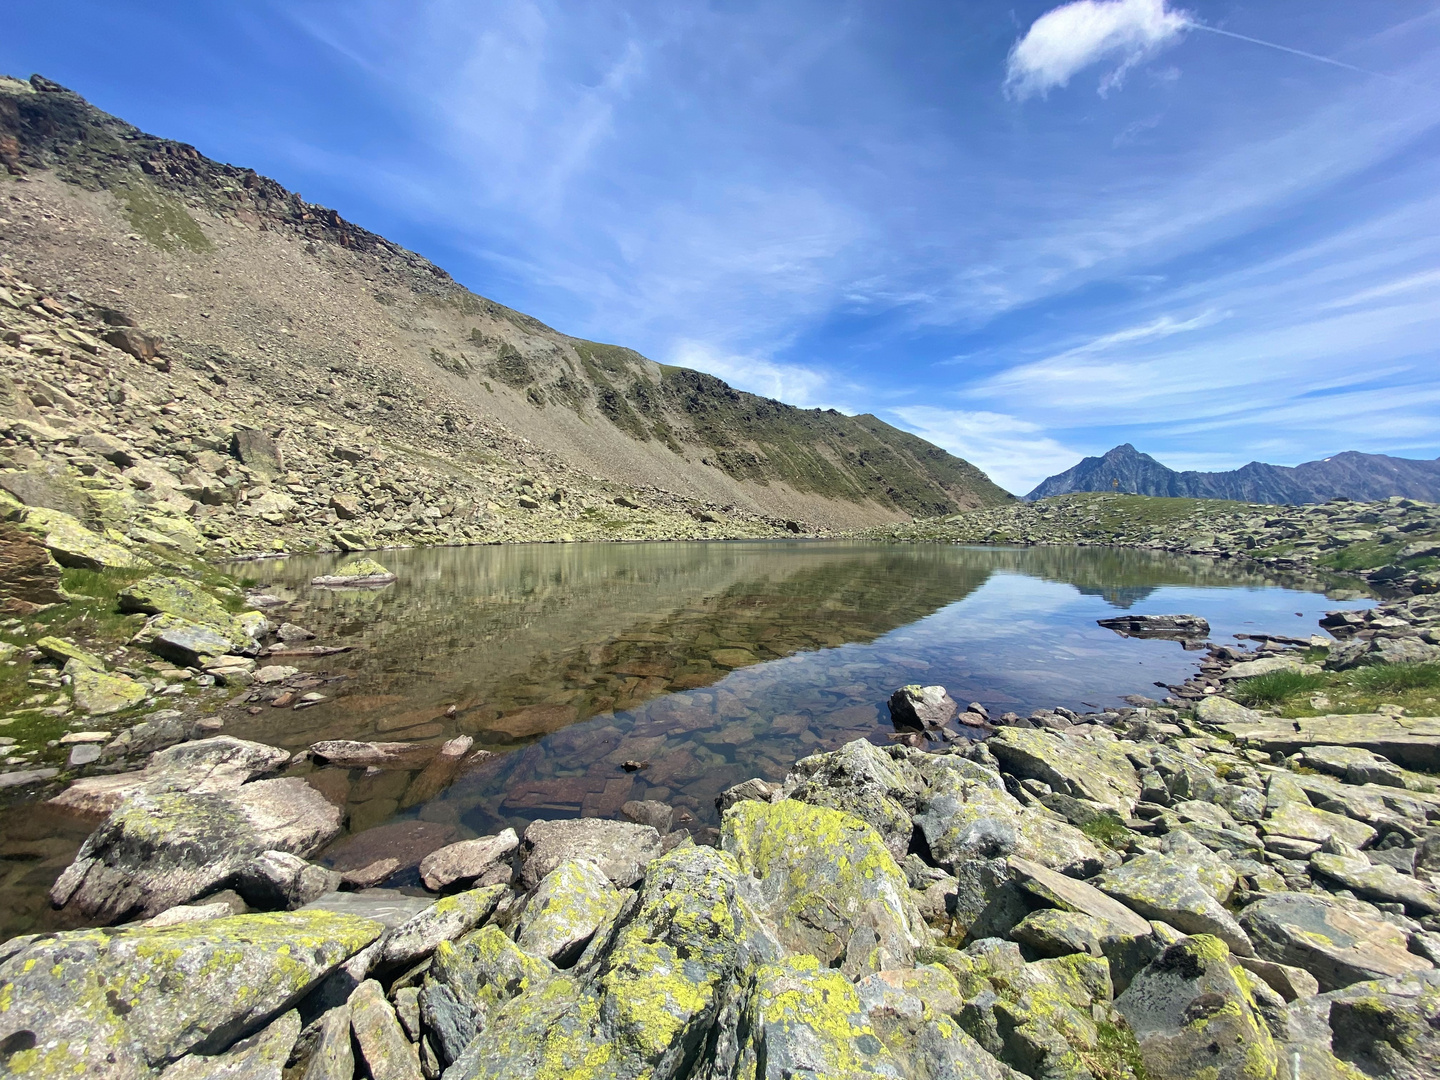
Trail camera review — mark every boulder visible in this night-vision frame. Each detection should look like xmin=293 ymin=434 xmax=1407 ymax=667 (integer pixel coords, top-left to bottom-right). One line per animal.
xmin=134 ymin=613 xmax=252 ymax=665
xmin=0 ymin=519 xmax=68 ymax=611
xmin=1240 ymin=891 xmax=1434 ymax=991
xmin=1114 ymin=935 xmax=1277 ymax=1080
xmin=311 ymin=557 xmax=395 ymax=587
xmin=1097 ymin=613 xmax=1209 ymax=639
xmin=1317 ymin=968 xmax=1440 ymax=1080
xmin=308 ymin=740 xmax=441 ymax=769
xmin=235 ymin=850 xmax=344 ymax=911
xmin=71 ymin=664 xmax=147 ymax=715
xmin=20 ymin=506 xmax=150 ymax=570
xmin=987 ymin=727 xmax=1141 ymax=815
xmin=119 ymin=575 xmax=249 ymax=632
xmin=1309 ymin=851 xmax=1440 ymax=915
xmin=518 ymin=817 xmax=662 ymax=890
xmin=1222 ymin=654 xmax=1319 ymax=679
xmin=1193 ymin=696 xmax=1264 ymax=726
xmin=419 ymin=829 xmax=518 ymax=891
xmin=1224 ymin=713 xmax=1440 ymax=772
xmin=160 ymin=1008 xmax=300 ymax=1080
xmin=514 ymin=858 xmax=624 ymax=967
xmin=0 ymin=910 xmax=381 ymax=1076
xmin=231 ymin=429 xmax=284 ymax=479
xmin=52 ymin=774 xmax=343 ymax=921
xmin=296 ymin=1001 xmax=352 ymax=1080
xmin=377 ymin=884 xmax=506 ymax=971
xmin=1327 ymin=635 xmax=1440 ymax=670
xmin=888 ymin=684 xmax=958 ymax=730
xmin=783 ymin=738 xmax=922 ymax=860
xmin=36 ymin=634 xmax=103 ymax=669
xmin=722 ymin=798 xmax=919 ymax=976
xmin=1299 ymin=744 xmax=1407 ymax=787
xmin=348 ymin=979 xmax=421 ymax=1080
xmin=1095 ymin=852 xmax=1254 ymax=956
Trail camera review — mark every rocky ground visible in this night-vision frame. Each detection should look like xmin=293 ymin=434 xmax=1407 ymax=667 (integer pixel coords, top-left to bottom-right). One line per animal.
xmin=4 ymin=596 xmax=1440 ymax=1078
xmin=866 ymin=492 xmax=1440 ymax=597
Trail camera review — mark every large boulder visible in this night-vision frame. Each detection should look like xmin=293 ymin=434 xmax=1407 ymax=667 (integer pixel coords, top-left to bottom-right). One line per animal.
xmin=1095 ymin=852 xmax=1253 ymax=956
xmin=1316 ymin=968 xmax=1440 ymax=1080
xmin=311 ymin=557 xmax=396 ymax=588
xmin=888 ymin=684 xmax=958 ymax=730
xmin=1114 ymin=935 xmax=1277 ymax=1080
xmin=376 ymin=884 xmax=506 ymax=972
xmin=132 ymin=613 xmax=253 ymax=665
xmin=722 ymin=798 xmax=919 ymax=977
xmin=419 ymin=829 xmax=518 ymax=892
xmin=0 ymin=910 xmax=381 ymax=1077
xmin=783 ymin=738 xmax=923 ymax=860
xmin=987 ymin=727 xmax=1141 ymax=815
xmin=51 ymin=770 xmax=343 ymax=922
xmin=1240 ymin=892 xmax=1434 ymax=991
xmin=119 ymin=575 xmax=252 ymax=633
xmin=18 ymin=506 xmax=150 ymax=570
xmin=0 ymin=519 xmax=68 ymax=611
xmin=231 ymin=428 xmax=284 ymax=479
xmin=514 ymin=858 xmax=624 ymax=967
xmin=70 ymin=664 xmax=147 ymax=716
xmin=518 ymin=817 xmax=662 ymax=890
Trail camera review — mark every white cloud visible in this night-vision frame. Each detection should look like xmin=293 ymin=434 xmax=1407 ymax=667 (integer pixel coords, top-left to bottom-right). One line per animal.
xmin=668 ymin=340 xmax=843 ymax=410
xmin=1004 ymin=0 xmax=1191 ymax=100
xmin=886 ymin=407 xmax=1082 ymax=495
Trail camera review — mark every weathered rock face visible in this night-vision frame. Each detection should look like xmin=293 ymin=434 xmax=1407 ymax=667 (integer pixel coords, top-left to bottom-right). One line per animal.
xmin=783 ymin=739 xmax=923 ymax=860
xmin=161 ymin=1008 xmax=300 ymax=1080
xmin=51 ymin=770 xmax=343 ymax=921
xmin=0 ymin=910 xmax=381 ymax=1077
xmin=888 ymin=684 xmax=958 ymax=730
xmin=988 ymin=727 xmax=1142 ymax=815
xmin=17 ymin=505 xmax=151 ymax=570
xmin=517 ymin=817 xmax=662 ymax=890
xmin=377 ymin=885 xmax=506 ymax=972
xmin=1114 ymin=935 xmax=1277 ymax=1080
xmin=0 ymin=519 xmax=67 ymax=612
xmin=513 ymin=858 xmax=623 ymax=967
xmin=1317 ymin=969 xmax=1440 ymax=1080
xmin=418 ymin=830 xmax=518 ymax=892
xmin=1095 ymin=853 xmax=1254 ymax=957
xmin=1240 ymin=892 xmax=1434 ymax=991
xmin=69 ymin=664 xmax=148 ymax=715
xmin=721 ymin=798 xmax=919 ymax=977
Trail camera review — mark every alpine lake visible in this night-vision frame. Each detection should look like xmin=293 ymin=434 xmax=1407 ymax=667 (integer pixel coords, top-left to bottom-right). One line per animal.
xmin=0 ymin=540 xmax=1374 ymax=936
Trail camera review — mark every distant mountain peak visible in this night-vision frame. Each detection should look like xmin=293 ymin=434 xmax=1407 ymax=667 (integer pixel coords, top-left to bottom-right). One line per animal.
xmin=1027 ymin=445 xmax=1440 ymax=505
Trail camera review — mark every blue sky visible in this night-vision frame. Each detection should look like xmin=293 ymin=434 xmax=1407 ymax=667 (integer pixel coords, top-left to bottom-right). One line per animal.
xmin=6 ymin=1 xmax=1440 ymax=493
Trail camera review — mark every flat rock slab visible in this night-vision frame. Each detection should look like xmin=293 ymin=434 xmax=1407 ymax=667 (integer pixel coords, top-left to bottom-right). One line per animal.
xmin=0 ymin=910 xmax=381 ymax=1077
xmin=1008 ymin=856 xmax=1152 ymax=938
xmin=518 ymin=817 xmax=662 ymax=890
xmin=1240 ymin=892 xmax=1434 ymax=991
xmin=1224 ymin=714 xmax=1440 ymax=771
xmin=988 ymin=727 xmax=1141 ymax=815
xmin=300 ymin=889 xmax=436 ymax=929
xmin=419 ymin=829 xmax=518 ymax=891
xmin=1310 ymin=852 xmax=1440 ymax=915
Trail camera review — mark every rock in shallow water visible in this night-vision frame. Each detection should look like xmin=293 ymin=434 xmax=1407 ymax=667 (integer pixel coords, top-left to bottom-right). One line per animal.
xmin=517 ymin=817 xmax=661 ymax=890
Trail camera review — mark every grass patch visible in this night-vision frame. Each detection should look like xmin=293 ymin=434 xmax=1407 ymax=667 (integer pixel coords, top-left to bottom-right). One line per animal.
xmin=1230 ymin=668 xmax=1329 ymax=707
xmin=1351 ymin=662 xmax=1440 ymax=695
xmin=1080 ymin=812 xmax=1133 ymax=850
xmin=118 ymin=185 xmax=213 ymax=253
xmin=1087 ymin=1019 xmax=1149 ymax=1080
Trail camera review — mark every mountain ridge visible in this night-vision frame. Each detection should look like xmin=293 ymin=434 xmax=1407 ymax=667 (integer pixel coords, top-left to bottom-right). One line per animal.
xmin=1027 ymin=443 xmax=1440 ymax=504
xmin=0 ymin=73 xmax=1011 ymax=533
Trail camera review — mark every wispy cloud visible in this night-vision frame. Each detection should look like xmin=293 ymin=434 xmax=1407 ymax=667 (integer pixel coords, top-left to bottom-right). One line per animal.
xmin=1004 ymin=0 xmax=1190 ymax=100
xmin=669 ymin=340 xmax=847 ymax=412
xmin=886 ymin=407 xmax=1083 ymax=495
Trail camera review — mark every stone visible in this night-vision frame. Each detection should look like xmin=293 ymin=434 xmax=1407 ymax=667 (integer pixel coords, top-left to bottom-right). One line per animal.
xmin=1310 ymin=851 xmax=1440 ymax=915
xmin=159 ymin=1009 xmax=300 ymax=1080
xmin=514 ymin=858 xmax=624 ymax=967
xmin=145 ymin=900 xmax=240 ymax=928
xmin=0 ymin=520 xmax=68 ymax=610
xmin=518 ymin=817 xmax=662 ymax=890
xmin=52 ymin=773 xmax=343 ymax=921
xmin=298 ymin=1002 xmax=353 ymax=1080
xmin=1095 ymin=853 xmax=1254 ymax=956
xmin=1225 ymin=713 xmax=1440 ymax=772
xmin=235 ymin=850 xmax=344 ymax=911
xmin=0 ymin=766 xmax=59 ymax=788
xmin=1299 ymin=744 xmax=1407 ymax=787
xmin=69 ymin=741 xmax=103 ymax=767
xmin=255 ymin=664 xmax=298 ymax=684
xmin=722 ymin=798 xmax=919 ymax=976
xmin=715 ymin=776 xmax=780 ymax=812
xmin=988 ymin=727 xmax=1141 ymax=815
xmin=377 ymin=884 xmax=506 ymax=971
xmin=1316 ymin=968 xmax=1440 ymax=1080
xmin=232 ymin=429 xmax=284 ymax=479
xmin=300 ymin=889 xmax=436 ymax=929
xmin=888 ymin=684 xmax=958 ymax=729
xmin=619 ymin=799 xmax=675 ymax=833
xmin=1327 ymin=635 xmax=1440 ymax=670
xmin=783 ymin=738 xmax=922 ymax=860
xmin=120 ymin=575 xmax=252 ymax=632
xmin=70 ymin=664 xmax=147 ymax=715
xmin=276 ymin=621 xmax=315 ymax=643
xmin=135 ymin=613 xmax=251 ymax=665
xmin=348 ymin=979 xmax=422 ymax=1080
xmin=35 ymin=634 xmax=103 ymax=669
xmin=1221 ymin=654 xmax=1319 ymax=679
xmin=1240 ymin=891 xmax=1434 ymax=991
xmin=329 ymin=494 xmax=360 ymax=520
xmin=1008 ymin=855 xmax=1152 ymax=936
xmin=419 ymin=829 xmax=518 ymax=891
xmin=1263 ymin=797 xmax=1377 ymax=850
xmin=419 ymin=926 xmax=556 ymax=1067
xmin=914 ymin=761 xmax=1107 ymax=876
xmin=1114 ymin=935 xmax=1277 ymax=1080
xmin=1233 ymin=956 xmax=1319 ymax=1002
xmin=20 ymin=505 xmax=150 ymax=570
xmin=104 ymin=325 xmax=162 ymax=361
xmin=1193 ymin=695 xmax=1264 ymax=725
xmin=311 ymin=556 xmax=396 ymax=587
xmin=0 ymin=910 xmax=381 ymax=1076
xmin=1097 ymin=613 xmax=1209 ymax=638
xmin=308 ymin=740 xmax=441 ymax=768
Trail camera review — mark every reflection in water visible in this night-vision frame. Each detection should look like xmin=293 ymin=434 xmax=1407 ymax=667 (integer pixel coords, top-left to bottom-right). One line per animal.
xmin=0 ymin=542 xmax=1370 ymax=934
xmin=218 ymin=542 xmax=1364 ymax=852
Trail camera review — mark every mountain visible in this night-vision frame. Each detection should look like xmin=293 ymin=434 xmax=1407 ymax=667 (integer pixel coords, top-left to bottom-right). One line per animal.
xmin=0 ymin=74 xmax=1010 ymax=537
xmin=1027 ymin=444 xmax=1440 ymax=505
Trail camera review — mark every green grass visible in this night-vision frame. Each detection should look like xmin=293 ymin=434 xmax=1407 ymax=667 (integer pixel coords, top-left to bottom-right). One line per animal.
xmin=118 ymin=184 xmax=213 ymax=253
xmin=1230 ymin=668 xmax=1329 ymax=707
xmin=1080 ymin=812 xmax=1133 ymax=850
xmin=1351 ymin=662 xmax=1440 ymax=695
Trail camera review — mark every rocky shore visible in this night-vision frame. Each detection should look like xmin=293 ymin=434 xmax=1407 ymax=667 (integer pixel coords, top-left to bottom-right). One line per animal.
xmin=870 ymin=492 xmax=1440 ymax=598
xmin=4 ymin=599 xmax=1440 ymax=1079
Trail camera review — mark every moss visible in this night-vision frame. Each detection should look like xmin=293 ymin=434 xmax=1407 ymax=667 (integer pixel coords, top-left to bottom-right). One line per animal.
xmin=1080 ymin=812 xmax=1134 ymax=850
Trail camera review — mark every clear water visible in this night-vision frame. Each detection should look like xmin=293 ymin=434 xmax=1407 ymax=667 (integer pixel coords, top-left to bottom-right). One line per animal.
xmin=0 ymin=541 xmax=1371 ymax=934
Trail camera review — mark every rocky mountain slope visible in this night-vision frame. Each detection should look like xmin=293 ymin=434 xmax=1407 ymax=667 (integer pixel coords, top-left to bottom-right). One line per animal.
xmin=0 ymin=73 xmax=1009 ymax=548
xmin=1029 ymin=443 xmax=1440 ymax=505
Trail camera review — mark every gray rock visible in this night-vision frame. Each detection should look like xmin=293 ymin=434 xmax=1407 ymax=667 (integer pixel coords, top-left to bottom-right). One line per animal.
xmin=159 ymin=1009 xmax=300 ymax=1080
xmin=518 ymin=817 xmax=662 ymax=890
xmin=1115 ymin=935 xmax=1277 ymax=1080
xmin=783 ymin=738 xmax=922 ymax=860
xmin=888 ymin=684 xmax=958 ymax=729
xmin=377 ymin=884 xmax=505 ymax=971
xmin=232 ymin=429 xmax=284 ymax=479
xmin=514 ymin=858 xmax=624 ymax=967
xmin=1240 ymin=891 xmax=1434 ymax=991
xmin=1095 ymin=852 xmax=1253 ymax=956
xmin=0 ymin=910 xmax=381 ymax=1076
xmin=1309 ymin=851 xmax=1440 ymax=915
xmin=235 ymin=850 xmax=344 ymax=911
xmin=1299 ymin=744 xmax=1407 ymax=787
xmin=619 ymin=799 xmax=675 ymax=833
xmin=418 ymin=829 xmax=517 ymax=892
xmin=298 ymin=1003 xmax=353 ymax=1080
xmin=1193 ymin=695 xmax=1264 ymax=725
xmin=714 ymin=776 xmax=780 ymax=813
xmin=987 ymin=726 xmax=1141 ymax=815
xmin=349 ymin=979 xmax=421 ymax=1080
xmin=300 ymin=889 xmax=436 ymax=929
xmin=1318 ymin=968 xmax=1440 ymax=1080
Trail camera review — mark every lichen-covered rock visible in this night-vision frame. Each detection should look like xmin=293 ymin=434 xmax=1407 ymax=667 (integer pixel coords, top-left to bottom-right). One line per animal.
xmin=1194 ymin=696 xmax=1265 ymax=725
xmin=783 ymin=738 xmax=923 ymax=860
xmin=722 ymin=798 xmax=919 ymax=976
xmin=19 ymin=505 xmax=151 ymax=570
xmin=235 ymin=850 xmax=344 ymax=911
xmin=914 ymin=765 xmax=1107 ymax=876
xmin=377 ymin=884 xmax=506 ymax=971
xmin=311 ymin=557 xmax=396 ymax=587
xmin=1262 ymin=797 xmax=1377 ymax=851
xmin=1309 ymin=851 xmax=1440 ymax=915
xmin=297 ymin=1002 xmax=353 ymax=1080
xmin=119 ymin=575 xmax=247 ymax=631
xmin=518 ymin=817 xmax=662 ymax=890
xmin=1114 ymin=935 xmax=1277 ymax=1080
xmin=1095 ymin=852 xmax=1254 ymax=957
xmin=419 ymin=829 xmax=518 ymax=892
xmin=51 ymin=774 xmax=343 ymax=921
xmin=70 ymin=664 xmax=147 ymax=715
xmin=514 ymin=858 xmax=624 ymax=967
xmin=349 ymin=979 xmax=422 ymax=1080
xmin=1297 ymin=744 xmax=1406 ymax=787
xmin=36 ymin=634 xmax=103 ymax=669
xmin=1317 ymin=968 xmax=1440 ymax=1080
xmin=419 ymin=926 xmax=556 ymax=1067
xmin=159 ymin=1008 xmax=300 ymax=1080
xmin=1240 ymin=892 xmax=1434 ymax=991
xmin=0 ymin=910 xmax=381 ymax=1077
xmin=731 ymin=955 xmax=906 ymax=1079
xmin=988 ymin=727 xmax=1142 ymax=815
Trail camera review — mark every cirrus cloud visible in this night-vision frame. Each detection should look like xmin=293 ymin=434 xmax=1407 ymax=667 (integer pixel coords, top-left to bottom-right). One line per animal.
xmin=1004 ymin=0 xmax=1191 ymax=100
